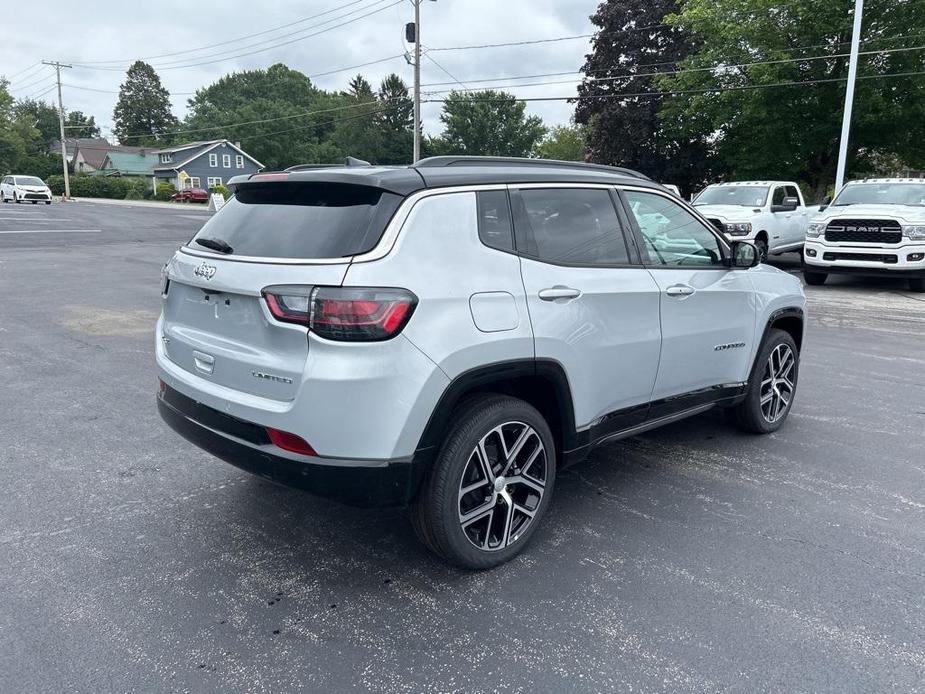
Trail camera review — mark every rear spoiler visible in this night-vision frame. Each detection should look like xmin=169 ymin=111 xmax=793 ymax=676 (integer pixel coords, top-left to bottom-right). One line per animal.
xmin=226 ymin=168 xmax=425 ymax=197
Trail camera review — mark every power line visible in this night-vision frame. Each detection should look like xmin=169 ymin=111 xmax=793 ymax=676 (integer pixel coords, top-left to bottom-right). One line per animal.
xmin=71 ymin=0 xmax=404 ymax=72
xmin=307 ymin=53 xmax=406 ymax=79
xmin=422 ymin=68 xmax=925 ymax=104
xmin=419 ymin=32 xmax=925 ymax=88
xmin=113 ymin=97 xmax=405 ymax=142
xmin=422 ymin=44 xmax=925 ymax=95
xmin=9 ymin=70 xmax=55 ymax=93
xmin=4 ymin=62 xmax=43 ymax=83
xmin=70 ymin=0 xmax=376 ymax=66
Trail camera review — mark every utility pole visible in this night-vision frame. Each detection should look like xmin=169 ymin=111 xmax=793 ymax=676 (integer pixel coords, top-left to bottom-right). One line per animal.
xmin=835 ymin=0 xmax=864 ymax=193
xmin=413 ymin=0 xmax=422 ymax=163
xmin=43 ymin=60 xmax=73 ymax=201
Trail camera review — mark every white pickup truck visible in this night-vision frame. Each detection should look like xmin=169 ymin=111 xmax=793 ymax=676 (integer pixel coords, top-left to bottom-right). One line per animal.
xmin=692 ymin=181 xmax=810 ymax=261
xmin=803 ymin=178 xmax=925 ymax=292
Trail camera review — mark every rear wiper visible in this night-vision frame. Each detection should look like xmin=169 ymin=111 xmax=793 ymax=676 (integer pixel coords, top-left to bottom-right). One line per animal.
xmin=195 ymin=237 xmax=233 ymax=254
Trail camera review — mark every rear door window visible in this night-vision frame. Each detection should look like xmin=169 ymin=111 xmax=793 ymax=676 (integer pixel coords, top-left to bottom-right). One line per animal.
xmin=513 ymin=188 xmax=631 ymax=266
xmin=476 ymin=190 xmax=514 ymax=252
xmin=189 ymin=182 xmax=402 ymax=259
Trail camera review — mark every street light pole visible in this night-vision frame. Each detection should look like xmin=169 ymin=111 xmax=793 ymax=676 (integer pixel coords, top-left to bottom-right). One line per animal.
xmin=43 ymin=60 xmax=73 ymax=201
xmin=413 ymin=0 xmax=421 ymax=163
xmin=835 ymin=0 xmax=864 ymax=193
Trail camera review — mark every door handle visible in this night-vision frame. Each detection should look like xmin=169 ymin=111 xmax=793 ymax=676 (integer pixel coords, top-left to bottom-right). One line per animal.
xmin=538 ymin=286 xmax=581 ymax=301
xmin=665 ymin=284 xmax=695 ymax=297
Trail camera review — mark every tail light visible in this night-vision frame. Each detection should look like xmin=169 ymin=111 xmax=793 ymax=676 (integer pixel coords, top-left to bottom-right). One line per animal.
xmin=262 ymin=286 xmax=417 ymax=342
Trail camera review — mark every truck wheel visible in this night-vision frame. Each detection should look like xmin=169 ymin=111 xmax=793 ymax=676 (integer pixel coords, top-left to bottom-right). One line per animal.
xmin=728 ymin=329 xmax=799 ymax=434
xmin=412 ymin=394 xmax=556 ymax=570
xmin=803 ymin=270 xmax=827 ymax=286
xmin=910 ymin=278 xmax=925 ymax=293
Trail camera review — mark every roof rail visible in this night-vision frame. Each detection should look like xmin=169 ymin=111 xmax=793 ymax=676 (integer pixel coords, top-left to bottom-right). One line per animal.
xmin=284 ymin=164 xmax=342 ymax=172
xmin=414 ymin=155 xmax=650 ymax=180
xmin=284 ymin=156 xmax=372 ymax=172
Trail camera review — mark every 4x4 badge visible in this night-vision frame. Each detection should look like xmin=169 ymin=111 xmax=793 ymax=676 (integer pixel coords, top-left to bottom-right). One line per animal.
xmin=194 ymin=262 xmax=216 ymax=280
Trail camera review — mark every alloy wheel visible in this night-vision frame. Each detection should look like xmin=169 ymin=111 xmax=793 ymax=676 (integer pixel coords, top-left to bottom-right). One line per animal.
xmin=457 ymin=421 xmax=547 ymax=552
xmin=760 ymin=343 xmax=795 ymax=423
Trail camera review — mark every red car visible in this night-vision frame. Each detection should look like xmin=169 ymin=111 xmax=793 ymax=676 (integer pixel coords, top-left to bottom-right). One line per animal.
xmin=171 ymin=188 xmax=210 ymax=203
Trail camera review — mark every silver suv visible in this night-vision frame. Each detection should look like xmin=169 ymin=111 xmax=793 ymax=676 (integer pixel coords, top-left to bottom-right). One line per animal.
xmin=156 ymin=157 xmax=806 ymax=569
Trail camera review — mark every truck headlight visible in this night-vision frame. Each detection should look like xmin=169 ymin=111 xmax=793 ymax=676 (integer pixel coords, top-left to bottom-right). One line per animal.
xmin=806 ymin=222 xmax=826 ymax=238
xmin=903 ymin=225 xmax=925 ymax=239
xmin=725 ymin=222 xmax=752 ymax=236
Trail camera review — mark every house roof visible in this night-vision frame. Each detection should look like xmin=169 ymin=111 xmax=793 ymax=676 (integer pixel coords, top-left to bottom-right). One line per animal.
xmin=151 ymin=140 xmax=221 ymax=155
xmin=75 ymin=141 xmax=152 ymax=170
xmin=102 ymin=151 xmax=160 ymax=176
xmin=51 ymin=137 xmax=110 ymax=160
xmin=152 ymin=139 xmax=265 ymax=172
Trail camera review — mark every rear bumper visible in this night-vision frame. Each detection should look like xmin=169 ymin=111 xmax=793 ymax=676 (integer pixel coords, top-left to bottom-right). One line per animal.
xmin=157 ymin=386 xmax=419 ymax=507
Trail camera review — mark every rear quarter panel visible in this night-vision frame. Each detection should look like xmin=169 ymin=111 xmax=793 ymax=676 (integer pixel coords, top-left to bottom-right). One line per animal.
xmin=344 ymin=190 xmax=534 ymax=379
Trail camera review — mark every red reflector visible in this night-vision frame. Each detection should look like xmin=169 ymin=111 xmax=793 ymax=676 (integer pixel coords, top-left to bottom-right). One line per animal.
xmin=266 ymin=427 xmax=317 ymax=456
xmin=158 ymin=378 xmax=167 ymax=395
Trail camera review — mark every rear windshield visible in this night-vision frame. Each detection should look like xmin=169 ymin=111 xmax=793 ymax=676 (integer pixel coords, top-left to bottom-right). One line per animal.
xmin=189 ymin=182 xmax=403 ymax=259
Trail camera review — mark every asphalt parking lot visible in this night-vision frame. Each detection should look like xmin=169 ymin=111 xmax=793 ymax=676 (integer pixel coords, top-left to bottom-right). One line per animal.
xmin=1 ymin=201 xmax=923 ymax=693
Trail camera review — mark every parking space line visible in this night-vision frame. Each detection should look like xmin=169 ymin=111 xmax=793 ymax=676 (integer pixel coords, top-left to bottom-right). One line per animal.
xmin=0 ymin=229 xmax=101 ymax=234
xmin=0 ymin=217 xmax=73 ymax=222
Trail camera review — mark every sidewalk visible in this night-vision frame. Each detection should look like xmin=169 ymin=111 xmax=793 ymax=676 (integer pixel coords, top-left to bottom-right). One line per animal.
xmin=67 ymin=197 xmax=213 ymax=213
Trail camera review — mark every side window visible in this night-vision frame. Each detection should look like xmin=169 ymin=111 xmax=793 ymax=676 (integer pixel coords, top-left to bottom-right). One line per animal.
xmin=514 ymin=188 xmax=630 ymax=266
xmin=623 ymin=190 xmax=724 ymax=267
xmin=772 ymin=186 xmax=786 ymax=205
xmin=476 ymin=190 xmax=514 ymax=253
xmin=785 ymin=185 xmax=800 ymax=202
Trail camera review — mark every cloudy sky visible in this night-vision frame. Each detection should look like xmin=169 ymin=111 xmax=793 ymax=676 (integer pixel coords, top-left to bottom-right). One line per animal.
xmin=2 ymin=0 xmax=599 ymax=142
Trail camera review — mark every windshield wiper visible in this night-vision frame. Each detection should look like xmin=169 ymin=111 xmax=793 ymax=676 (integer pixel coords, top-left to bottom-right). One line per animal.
xmin=195 ymin=237 xmax=233 ymax=254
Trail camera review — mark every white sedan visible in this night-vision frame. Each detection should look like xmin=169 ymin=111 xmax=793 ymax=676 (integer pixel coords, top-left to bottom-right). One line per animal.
xmin=0 ymin=175 xmax=53 ymax=204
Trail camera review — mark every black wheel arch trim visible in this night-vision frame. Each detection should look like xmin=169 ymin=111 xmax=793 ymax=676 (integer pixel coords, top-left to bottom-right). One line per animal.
xmin=761 ymin=306 xmax=805 ymax=352
xmin=414 ymin=358 xmax=578 ymax=456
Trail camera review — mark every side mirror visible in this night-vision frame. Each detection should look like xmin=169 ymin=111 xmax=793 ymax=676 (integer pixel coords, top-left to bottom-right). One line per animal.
xmin=771 ymin=196 xmax=799 ymax=213
xmin=730 ymin=241 xmax=760 ymax=268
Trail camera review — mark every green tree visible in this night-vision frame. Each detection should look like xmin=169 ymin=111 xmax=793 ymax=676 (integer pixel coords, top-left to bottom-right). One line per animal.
xmin=659 ymin=0 xmax=925 ymax=195
xmin=575 ymin=0 xmax=715 ymax=192
xmin=330 ymin=74 xmax=383 ymax=162
xmin=64 ymin=111 xmax=100 ymax=139
xmin=375 ymin=73 xmax=414 ymax=164
xmin=0 ymin=80 xmax=28 ymax=173
xmin=436 ymin=90 xmax=547 ymax=157
xmin=537 ymin=124 xmax=587 ymax=161
xmin=183 ymin=63 xmax=344 ymax=169
xmin=113 ymin=61 xmax=178 ymax=145
xmin=12 ymin=99 xmax=59 ymax=145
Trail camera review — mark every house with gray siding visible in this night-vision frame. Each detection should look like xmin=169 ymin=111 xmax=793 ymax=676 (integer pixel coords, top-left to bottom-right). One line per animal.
xmin=152 ymin=140 xmax=263 ymax=191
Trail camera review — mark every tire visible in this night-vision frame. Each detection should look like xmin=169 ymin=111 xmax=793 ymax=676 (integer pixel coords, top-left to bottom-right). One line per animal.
xmin=31 ymin=200 xmax=37 ymax=204
xmin=728 ymin=329 xmax=799 ymax=434
xmin=45 ymin=201 xmax=51 ymax=205
xmin=412 ymin=394 xmax=556 ymax=569
xmin=14 ymin=195 xmax=20 ymax=203
xmin=910 ymin=278 xmax=925 ymax=293
xmin=803 ymin=270 xmax=827 ymax=286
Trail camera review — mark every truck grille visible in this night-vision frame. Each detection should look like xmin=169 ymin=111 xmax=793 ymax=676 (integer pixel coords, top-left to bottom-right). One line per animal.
xmin=825 ymin=218 xmax=902 ymax=244
xmin=705 ymin=218 xmax=725 ymax=233
xmin=822 ymin=252 xmax=898 ymax=264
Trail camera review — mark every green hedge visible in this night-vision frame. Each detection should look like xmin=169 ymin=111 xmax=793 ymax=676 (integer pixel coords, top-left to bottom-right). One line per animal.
xmin=46 ymin=174 xmax=150 ymax=200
